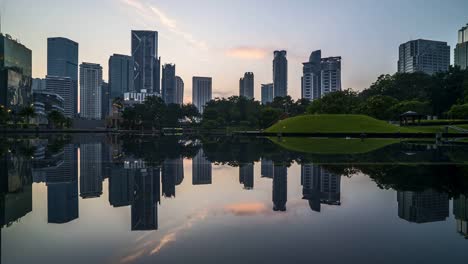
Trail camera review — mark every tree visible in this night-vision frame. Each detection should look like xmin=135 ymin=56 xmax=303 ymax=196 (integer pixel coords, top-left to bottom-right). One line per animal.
xmin=260 ymin=107 xmax=283 ymax=128
xmin=47 ymin=110 xmax=66 ymax=128
xmin=388 ymin=100 xmax=431 ymax=120
xmin=307 ymin=89 xmax=360 ymax=114
xmin=181 ymin=104 xmax=200 ymax=123
xmin=358 ymin=95 xmax=398 ymax=120
xmin=0 ymin=106 xmax=10 ymax=125
xmin=447 ymin=104 xmax=468 ymax=119
xmin=19 ymin=105 xmax=36 ymax=124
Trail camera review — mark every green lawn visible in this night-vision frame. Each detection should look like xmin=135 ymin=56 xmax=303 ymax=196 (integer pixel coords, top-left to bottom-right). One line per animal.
xmin=269 ymin=137 xmax=400 ymax=155
xmin=266 ymin=115 xmax=415 ymax=134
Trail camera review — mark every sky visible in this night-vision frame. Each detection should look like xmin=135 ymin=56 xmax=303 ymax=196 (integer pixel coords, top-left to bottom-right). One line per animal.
xmin=2 ymin=0 xmax=468 ymax=103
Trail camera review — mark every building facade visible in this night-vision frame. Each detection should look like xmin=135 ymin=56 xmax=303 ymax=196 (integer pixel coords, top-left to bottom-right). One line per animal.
xmin=109 ymin=54 xmax=134 ymax=99
xmin=192 ymin=77 xmax=212 ymax=114
xmin=47 ymin=37 xmax=79 ymax=117
xmin=162 ymin=64 xmax=177 ymax=104
xmin=273 ymin=50 xmax=288 ymax=98
xmin=261 ymin=84 xmax=274 ymax=105
xmin=131 ymin=31 xmax=160 ymax=94
xmin=0 ymin=34 xmax=32 ymax=113
xmin=398 ymin=39 xmax=450 ymax=75
xmin=455 ymin=24 xmax=468 ymax=70
xmin=45 ymin=76 xmax=73 ymax=117
xmin=192 ymin=149 xmax=212 ymax=185
xmin=302 ymin=50 xmax=342 ymax=101
xmin=175 ymin=76 xmax=184 ymax=105
xmin=239 ymin=72 xmax=254 ymax=99
xmin=80 ymin=63 xmax=103 ymax=120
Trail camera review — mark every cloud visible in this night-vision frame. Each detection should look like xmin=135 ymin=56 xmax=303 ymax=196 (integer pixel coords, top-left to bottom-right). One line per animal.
xmin=225 ymin=47 xmax=270 ymax=60
xmin=120 ymin=0 xmax=207 ymax=50
xmin=224 ymin=203 xmax=270 ymax=216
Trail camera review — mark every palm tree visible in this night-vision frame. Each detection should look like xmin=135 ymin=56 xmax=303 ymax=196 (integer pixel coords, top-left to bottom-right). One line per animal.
xmin=19 ymin=105 xmax=36 ymax=125
xmin=47 ymin=110 xmax=65 ymax=128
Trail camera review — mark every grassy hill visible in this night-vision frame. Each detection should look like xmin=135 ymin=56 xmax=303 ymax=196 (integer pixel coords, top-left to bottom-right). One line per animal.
xmin=265 ymin=115 xmax=415 ymax=134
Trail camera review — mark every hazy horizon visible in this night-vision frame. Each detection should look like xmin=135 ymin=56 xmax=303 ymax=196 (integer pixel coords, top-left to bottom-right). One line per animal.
xmin=2 ymin=0 xmax=467 ymax=103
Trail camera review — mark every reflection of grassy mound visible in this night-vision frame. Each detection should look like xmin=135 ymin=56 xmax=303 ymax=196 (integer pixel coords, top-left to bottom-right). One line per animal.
xmin=266 ymin=115 xmax=414 ymax=134
xmin=270 ymin=137 xmax=399 ymax=155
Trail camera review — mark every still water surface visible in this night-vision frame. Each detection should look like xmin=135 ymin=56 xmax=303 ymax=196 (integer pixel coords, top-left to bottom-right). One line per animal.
xmin=1 ymin=135 xmax=468 ymax=264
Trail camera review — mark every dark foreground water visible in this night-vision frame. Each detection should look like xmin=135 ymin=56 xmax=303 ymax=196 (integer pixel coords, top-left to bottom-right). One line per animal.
xmin=1 ymin=135 xmax=468 ymax=264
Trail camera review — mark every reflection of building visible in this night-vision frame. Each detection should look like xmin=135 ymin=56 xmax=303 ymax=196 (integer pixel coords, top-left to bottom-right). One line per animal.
xmin=0 ymin=34 xmax=32 ymax=113
xmin=239 ymin=72 xmax=254 ymax=99
xmin=109 ymin=166 xmax=134 ymax=207
xmin=301 ymin=164 xmax=341 ymax=212
xmin=131 ymin=168 xmax=160 ymax=231
xmin=397 ymin=189 xmax=449 ymax=223
xmin=273 ymin=165 xmax=287 ymax=212
xmin=398 ymin=39 xmax=450 ymax=75
xmin=80 ymin=63 xmax=103 ymax=120
xmin=192 ymin=149 xmax=212 ymax=185
xmin=131 ymin=30 xmax=160 ymax=94
xmin=453 ymin=195 xmax=468 ymax=238
xmin=239 ymin=163 xmax=254 ymax=190
xmin=47 ymin=37 xmax=79 ymax=117
xmin=273 ymin=50 xmax=288 ymax=98
xmin=261 ymin=159 xmax=274 ymax=178
xmin=79 ymin=143 xmax=103 ymax=199
xmin=455 ymin=24 xmax=468 ymax=70
xmin=162 ymin=64 xmax=177 ymax=104
xmin=192 ymin=77 xmax=212 ymax=114
xmin=162 ymin=158 xmax=184 ymax=198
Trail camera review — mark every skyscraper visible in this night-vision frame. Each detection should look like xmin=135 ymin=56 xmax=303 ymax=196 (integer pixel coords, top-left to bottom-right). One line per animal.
xmin=109 ymin=54 xmax=134 ymax=99
xmin=47 ymin=37 xmax=79 ymax=117
xmin=398 ymin=39 xmax=450 ymax=75
xmin=0 ymin=34 xmax=32 ymax=113
xmin=192 ymin=149 xmax=212 ymax=185
xmin=273 ymin=50 xmax=288 ymax=98
xmin=192 ymin=77 xmax=212 ymax=114
xmin=162 ymin=158 xmax=184 ymax=198
xmin=397 ymin=189 xmax=449 ymax=223
xmin=261 ymin=84 xmax=274 ymax=105
xmin=45 ymin=76 xmax=73 ymax=117
xmin=131 ymin=168 xmax=160 ymax=231
xmin=302 ymin=50 xmax=342 ymax=101
xmin=239 ymin=163 xmax=254 ymax=190
xmin=272 ymin=165 xmax=287 ymax=212
xmin=162 ymin=64 xmax=177 ymax=104
xmin=80 ymin=63 xmax=102 ymax=120
xmin=175 ymin=76 xmax=184 ymax=105
xmin=260 ymin=158 xmax=274 ymax=178
xmin=79 ymin=143 xmax=103 ymax=199
xmin=131 ymin=30 xmax=160 ymax=94
xmin=239 ymin=72 xmax=254 ymax=99
xmin=454 ymin=195 xmax=468 ymax=238
xmin=301 ymin=164 xmax=341 ymax=212
xmin=455 ymin=24 xmax=468 ymax=70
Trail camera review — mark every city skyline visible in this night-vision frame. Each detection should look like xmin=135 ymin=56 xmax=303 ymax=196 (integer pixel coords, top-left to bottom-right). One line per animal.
xmin=3 ymin=0 xmax=467 ymax=103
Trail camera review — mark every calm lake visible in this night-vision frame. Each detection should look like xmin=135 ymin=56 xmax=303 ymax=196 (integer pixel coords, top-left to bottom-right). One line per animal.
xmin=1 ymin=134 xmax=468 ymax=264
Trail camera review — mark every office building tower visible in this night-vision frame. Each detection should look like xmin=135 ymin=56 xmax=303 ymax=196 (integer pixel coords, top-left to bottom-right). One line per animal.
xmin=80 ymin=63 xmax=102 ymax=120
xmin=192 ymin=77 xmax=212 ymax=114
xmin=301 ymin=164 xmax=341 ymax=212
xmin=192 ymin=149 xmax=212 ymax=185
xmin=261 ymin=84 xmax=274 ymax=105
xmin=273 ymin=50 xmax=288 ymax=98
xmin=131 ymin=168 xmax=160 ymax=231
xmin=109 ymin=54 xmax=134 ymax=98
xmin=47 ymin=37 xmax=79 ymax=116
xmin=33 ymin=89 xmax=65 ymax=124
xmin=454 ymin=195 xmax=468 ymax=238
xmin=101 ymin=81 xmax=110 ymax=119
xmin=261 ymin=159 xmax=274 ymax=178
xmin=455 ymin=24 xmax=468 ymax=70
xmin=162 ymin=158 xmax=184 ymax=198
xmin=272 ymin=165 xmax=287 ymax=212
xmin=175 ymin=76 xmax=184 ymax=105
xmin=239 ymin=163 xmax=254 ymax=190
xmin=302 ymin=50 xmax=342 ymax=100
xmin=131 ymin=30 xmax=160 ymax=94
xmin=0 ymin=34 xmax=32 ymax=112
xmin=397 ymin=189 xmax=449 ymax=223
xmin=398 ymin=39 xmax=450 ymax=75
xmin=79 ymin=143 xmax=103 ymax=199
xmin=32 ymin=78 xmax=46 ymax=91
xmin=239 ymin=72 xmax=254 ymax=99
xmin=109 ymin=167 xmax=134 ymax=207
xmin=45 ymin=76 xmax=73 ymax=117
xmin=162 ymin=64 xmax=177 ymax=104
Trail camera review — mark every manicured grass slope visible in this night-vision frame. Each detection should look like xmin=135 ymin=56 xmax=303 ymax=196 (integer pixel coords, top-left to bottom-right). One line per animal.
xmin=270 ymin=137 xmax=399 ymax=155
xmin=266 ymin=115 xmax=414 ymax=134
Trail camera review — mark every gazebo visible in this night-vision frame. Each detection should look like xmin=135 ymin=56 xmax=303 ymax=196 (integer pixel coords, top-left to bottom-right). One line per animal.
xmin=400 ymin=111 xmax=424 ymax=126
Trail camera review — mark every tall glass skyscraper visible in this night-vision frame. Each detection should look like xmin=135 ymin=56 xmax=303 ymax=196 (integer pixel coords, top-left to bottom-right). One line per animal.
xmin=80 ymin=63 xmax=102 ymax=120
xmin=47 ymin=37 xmax=79 ymax=117
xmin=131 ymin=31 xmax=160 ymax=94
xmin=455 ymin=24 xmax=468 ymax=70
xmin=273 ymin=50 xmax=288 ymax=98
xmin=192 ymin=77 xmax=212 ymax=114
xmin=162 ymin=64 xmax=176 ymax=104
xmin=109 ymin=54 xmax=134 ymax=99
xmin=175 ymin=76 xmax=184 ymax=105
xmin=239 ymin=72 xmax=254 ymax=100
xmin=398 ymin=39 xmax=450 ymax=75
xmin=261 ymin=84 xmax=274 ymax=105
xmin=0 ymin=34 xmax=32 ymax=112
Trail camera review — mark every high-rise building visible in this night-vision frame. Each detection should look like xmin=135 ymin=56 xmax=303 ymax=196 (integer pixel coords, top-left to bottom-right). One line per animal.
xmin=239 ymin=163 xmax=254 ymax=190
xmin=301 ymin=164 xmax=341 ymax=212
xmin=109 ymin=54 xmax=134 ymax=99
xmin=79 ymin=143 xmax=103 ymax=199
xmin=192 ymin=77 xmax=212 ymax=114
xmin=273 ymin=50 xmax=288 ymax=98
xmin=260 ymin=159 xmax=274 ymax=178
xmin=272 ymin=165 xmax=287 ymax=212
xmin=131 ymin=30 xmax=160 ymax=94
xmin=302 ymin=50 xmax=342 ymax=101
xmin=32 ymin=78 xmax=46 ymax=91
xmin=109 ymin=167 xmax=134 ymax=208
xmin=162 ymin=64 xmax=177 ymax=104
xmin=80 ymin=63 xmax=102 ymax=120
xmin=455 ymin=24 xmax=468 ymax=70
xmin=162 ymin=158 xmax=184 ymax=198
xmin=131 ymin=167 xmax=160 ymax=231
xmin=0 ymin=34 xmax=32 ymax=113
xmin=261 ymin=84 xmax=274 ymax=105
xmin=398 ymin=39 xmax=450 ymax=75
xmin=454 ymin=195 xmax=468 ymax=238
xmin=239 ymin=72 xmax=254 ymax=99
xmin=101 ymin=81 xmax=110 ymax=119
xmin=192 ymin=149 xmax=212 ymax=185
xmin=175 ymin=76 xmax=184 ymax=105
xmin=45 ymin=76 xmax=73 ymax=117
xmin=47 ymin=37 xmax=79 ymax=117
xmin=397 ymin=189 xmax=449 ymax=223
